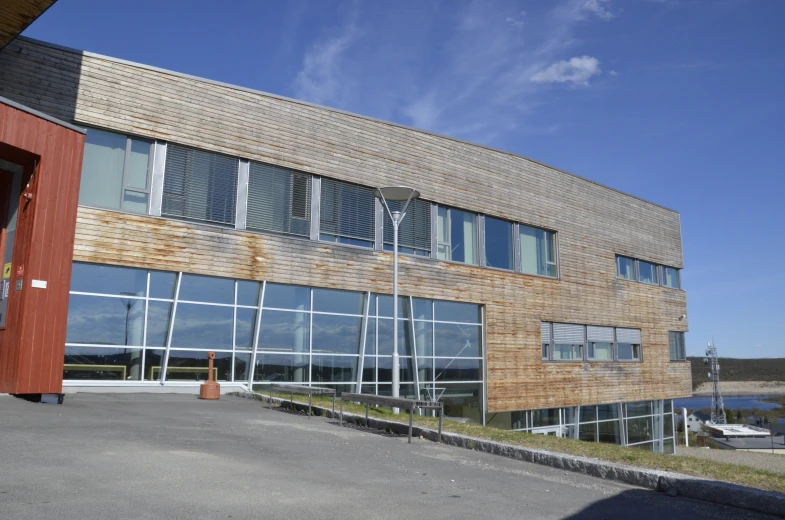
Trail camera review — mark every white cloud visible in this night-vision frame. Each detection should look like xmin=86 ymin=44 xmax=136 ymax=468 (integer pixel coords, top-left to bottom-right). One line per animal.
xmin=581 ymin=0 xmax=616 ymax=20
xmin=531 ymin=56 xmax=602 ymax=86
xmin=505 ymin=11 xmax=526 ymax=28
xmin=609 ymin=69 xmax=620 ymax=76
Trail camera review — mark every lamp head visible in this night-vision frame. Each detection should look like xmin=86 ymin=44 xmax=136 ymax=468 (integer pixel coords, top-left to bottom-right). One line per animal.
xmin=373 ymin=186 xmax=420 ymax=202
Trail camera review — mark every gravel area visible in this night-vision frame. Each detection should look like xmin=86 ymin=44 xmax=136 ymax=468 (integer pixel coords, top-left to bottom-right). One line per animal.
xmin=677 ymin=445 xmax=785 ymax=474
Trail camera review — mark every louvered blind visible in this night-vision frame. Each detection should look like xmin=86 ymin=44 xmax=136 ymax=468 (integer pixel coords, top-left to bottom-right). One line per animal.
xmin=616 ymin=328 xmax=641 ymax=344
xmin=587 ymin=326 xmax=614 ymax=342
xmin=541 ymin=322 xmax=552 ymax=342
xmin=553 ymin=323 xmax=585 ymax=343
xmin=247 ymin=161 xmax=311 ymax=237
xmin=383 ymin=198 xmax=431 ymax=254
xmin=320 ymin=178 xmax=375 ymax=244
xmin=669 ymin=331 xmax=685 ymax=360
xmin=162 ymin=144 xmax=238 ymax=225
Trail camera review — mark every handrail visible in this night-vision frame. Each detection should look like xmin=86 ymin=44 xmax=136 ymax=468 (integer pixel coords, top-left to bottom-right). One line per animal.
xmin=340 ymin=392 xmax=443 ymax=443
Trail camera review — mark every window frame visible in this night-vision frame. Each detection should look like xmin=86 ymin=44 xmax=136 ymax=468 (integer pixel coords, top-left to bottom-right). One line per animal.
xmin=542 ymin=322 xmax=643 ymax=363
xmin=616 ymin=255 xmax=682 ymax=290
xmin=668 ymin=331 xmax=686 ymax=362
xmin=518 ymin=223 xmax=559 ymax=279
xmin=434 ymin=205 xmax=480 ymax=266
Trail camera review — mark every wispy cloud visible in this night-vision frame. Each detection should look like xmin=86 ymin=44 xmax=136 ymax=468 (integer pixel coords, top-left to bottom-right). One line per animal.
xmin=531 ymin=56 xmax=602 ymax=86
xmin=581 ymin=0 xmax=616 ymax=20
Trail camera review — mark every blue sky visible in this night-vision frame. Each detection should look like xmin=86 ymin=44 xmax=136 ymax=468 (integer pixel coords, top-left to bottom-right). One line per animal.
xmin=24 ymin=0 xmax=784 ymax=358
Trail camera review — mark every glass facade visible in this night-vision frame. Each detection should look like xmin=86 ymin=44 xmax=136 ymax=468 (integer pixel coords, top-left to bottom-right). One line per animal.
xmin=64 ymin=262 xmax=485 ymax=423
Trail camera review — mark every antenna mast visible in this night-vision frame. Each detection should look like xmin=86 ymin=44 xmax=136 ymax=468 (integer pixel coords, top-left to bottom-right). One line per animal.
xmin=704 ymin=340 xmax=726 ymax=424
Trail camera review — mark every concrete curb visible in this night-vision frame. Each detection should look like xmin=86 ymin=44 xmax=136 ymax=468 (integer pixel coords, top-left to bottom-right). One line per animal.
xmin=231 ymin=391 xmax=785 ymax=518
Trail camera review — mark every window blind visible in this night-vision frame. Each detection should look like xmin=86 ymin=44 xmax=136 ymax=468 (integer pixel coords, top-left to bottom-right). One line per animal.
xmin=162 ymin=144 xmax=238 ymax=225
xmin=553 ymin=323 xmax=584 ymax=343
xmin=587 ymin=326 xmax=614 ymax=342
xmin=616 ymin=328 xmax=641 ymax=344
xmin=383 ymin=198 xmax=431 ymax=254
xmin=541 ymin=322 xmax=551 ymax=343
xmin=669 ymin=332 xmax=685 ymax=360
xmin=320 ymin=178 xmax=375 ymax=244
xmin=247 ymin=161 xmax=311 ymax=237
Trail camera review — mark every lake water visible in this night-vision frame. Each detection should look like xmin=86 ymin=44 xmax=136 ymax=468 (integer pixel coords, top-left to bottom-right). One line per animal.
xmin=673 ymin=395 xmax=780 ymax=411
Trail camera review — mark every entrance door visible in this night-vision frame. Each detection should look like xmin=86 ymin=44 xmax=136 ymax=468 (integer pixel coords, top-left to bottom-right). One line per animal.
xmin=0 ymin=165 xmax=22 ymax=327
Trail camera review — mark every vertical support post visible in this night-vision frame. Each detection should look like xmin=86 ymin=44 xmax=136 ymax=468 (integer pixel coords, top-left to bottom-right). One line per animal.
xmin=309 ymin=393 xmax=312 ymax=418
xmin=618 ymin=402 xmax=627 ymax=447
xmin=683 ymin=408 xmax=689 ymax=447
xmin=366 ymin=403 xmax=369 ymax=426
xmin=356 ymin=291 xmax=370 ymax=393
xmin=392 ymin=215 xmax=400 ymax=413
xmin=309 ymin=177 xmax=321 ymax=241
xmin=148 ymin=141 xmax=167 ymax=217
xmin=340 ymin=399 xmax=344 ymax=425
xmin=408 ymin=406 xmax=414 ymax=444
xmin=438 ymin=404 xmax=443 ymax=443
xmin=332 ymin=392 xmax=336 ymax=416
xmin=248 ymin=281 xmax=266 ymax=390
xmin=160 ymin=272 xmax=182 ymax=385
xmin=409 ymin=296 xmax=421 ymax=401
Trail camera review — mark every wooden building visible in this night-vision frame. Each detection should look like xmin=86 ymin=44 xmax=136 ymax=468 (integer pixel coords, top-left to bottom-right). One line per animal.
xmin=0 ymin=36 xmax=690 ymax=452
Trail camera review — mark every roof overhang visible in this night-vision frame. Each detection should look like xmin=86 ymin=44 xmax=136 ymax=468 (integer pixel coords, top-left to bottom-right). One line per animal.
xmin=0 ymin=0 xmax=57 ymax=50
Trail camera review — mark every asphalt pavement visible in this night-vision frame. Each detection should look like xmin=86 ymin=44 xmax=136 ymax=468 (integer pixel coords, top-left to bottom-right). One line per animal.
xmin=0 ymin=393 xmax=778 ymax=520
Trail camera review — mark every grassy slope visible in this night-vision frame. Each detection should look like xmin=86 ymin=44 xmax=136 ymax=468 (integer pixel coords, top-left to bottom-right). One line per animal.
xmin=259 ymin=391 xmax=785 ymax=494
xmin=688 ymin=357 xmax=785 ymax=390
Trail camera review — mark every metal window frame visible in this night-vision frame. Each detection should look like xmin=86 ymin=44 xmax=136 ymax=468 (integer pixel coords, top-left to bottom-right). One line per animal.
xmin=149 ymin=142 xmax=167 ymax=217
xmin=235 ymin=159 xmax=250 ymax=230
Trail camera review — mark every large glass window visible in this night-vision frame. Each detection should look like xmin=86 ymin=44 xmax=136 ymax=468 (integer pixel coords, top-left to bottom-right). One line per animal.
xmin=319 ymin=178 xmax=375 ymax=247
xmin=162 ymin=144 xmax=239 ymax=226
xmin=484 ymin=217 xmax=513 ymax=270
xmin=247 ymin=161 xmax=311 ymax=237
xmin=519 ymin=225 xmax=556 ymax=278
xmin=663 ymin=267 xmax=681 ymax=289
xmin=79 ymin=128 xmax=152 ymax=214
xmin=436 ymin=206 xmax=478 ymax=265
xmin=616 ymin=256 xmax=635 ymax=280
xmin=638 ymin=260 xmax=659 ymax=285
xmin=669 ymin=331 xmax=686 ymax=361
xmin=383 ymin=198 xmax=431 ymax=257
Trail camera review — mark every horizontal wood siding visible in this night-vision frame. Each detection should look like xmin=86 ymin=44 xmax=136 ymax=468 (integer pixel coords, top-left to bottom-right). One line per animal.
xmin=0 ymin=39 xmax=692 ymax=409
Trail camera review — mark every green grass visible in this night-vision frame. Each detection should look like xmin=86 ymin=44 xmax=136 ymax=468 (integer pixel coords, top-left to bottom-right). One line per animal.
xmin=255 ymin=391 xmax=785 ymax=494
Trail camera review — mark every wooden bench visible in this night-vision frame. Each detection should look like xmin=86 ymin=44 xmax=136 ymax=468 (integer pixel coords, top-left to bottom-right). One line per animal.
xmin=63 ymin=364 xmax=127 ymax=380
xmin=339 ymin=393 xmax=443 ymax=444
xmin=263 ymin=384 xmax=337 ymax=418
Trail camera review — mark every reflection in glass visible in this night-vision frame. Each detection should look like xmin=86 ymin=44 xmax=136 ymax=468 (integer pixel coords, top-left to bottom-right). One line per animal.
xmin=412 ymin=298 xmax=433 ymax=320
xmin=597 ymin=404 xmax=619 ymax=421
xmin=638 ymin=261 xmax=659 ymax=285
xmin=434 ymin=301 xmax=481 ymax=324
xmin=616 ymin=256 xmax=635 ymax=280
xmin=376 ymin=295 xmax=408 ymax=318
xmin=71 ymin=263 xmax=147 ymax=297
xmin=553 ymin=343 xmax=583 ymax=361
xmin=312 ymin=314 xmax=362 ymax=354
xmin=362 ymin=356 xmax=376 ymax=383
xmin=588 ymin=342 xmax=613 ymax=361
xmin=664 ymin=412 xmax=674 ymax=437
xmin=579 ymin=423 xmax=597 ymax=442
xmin=441 ymin=383 xmax=482 ymax=423
xmin=311 ymin=355 xmax=357 ymax=383
xmin=434 ymin=322 xmax=481 ymax=357
xmin=580 ymin=406 xmax=597 ymax=422
xmin=531 ymin=409 xmax=560 ymax=428
xmin=484 ymin=217 xmax=513 ymax=270
xmin=235 ymin=353 xmax=250 ymax=382
xmin=617 ymin=343 xmax=640 ymax=361
xmin=377 ymin=318 xmax=411 ymax=356
xmin=598 ymin=420 xmax=621 ymax=444
xmin=149 ymin=271 xmax=176 ymax=299
xmin=66 ymin=294 xmax=144 ymax=346
xmin=520 ymin=225 xmax=556 ymax=277
xmin=416 ymin=357 xmax=433 ymax=383
xmin=413 ymin=320 xmax=433 ymax=356
xmin=434 ymin=357 xmax=481 ymax=382
xmin=127 ymin=138 xmax=151 ymax=189
xmin=143 ymin=350 xmax=164 ymax=381
xmin=64 ymin=346 xmax=143 ymax=380
xmin=121 ymin=190 xmax=149 ymax=213
xmin=171 ymin=303 xmax=233 ymax=349
xmin=166 ymin=350 xmax=232 ymax=381
xmin=178 ymin=274 xmax=234 ymax=304
xmin=145 ymin=301 xmax=172 ymax=347
xmin=235 ymin=308 xmax=256 ymax=350
xmin=257 ymin=310 xmax=309 ymax=352
xmin=263 ymin=283 xmax=310 ymax=310
xmin=254 ymin=353 xmax=308 ymax=383
xmin=237 ymin=280 xmax=261 ymax=306
xmin=663 ymin=438 xmax=675 ymax=455
xmin=663 ymin=267 xmax=680 ymax=289
xmin=375 ymin=356 xmax=413 ymax=383
xmin=627 ymin=416 xmax=653 ymax=444
xmin=79 ymin=128 xmax=126 ymax=210
xmin=313 ymin=288 xmax=364 ymax=315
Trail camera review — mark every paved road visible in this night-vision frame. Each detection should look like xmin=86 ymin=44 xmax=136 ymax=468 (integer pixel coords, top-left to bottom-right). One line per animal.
xmin=0 ymin=393 xmax=777 ymax=520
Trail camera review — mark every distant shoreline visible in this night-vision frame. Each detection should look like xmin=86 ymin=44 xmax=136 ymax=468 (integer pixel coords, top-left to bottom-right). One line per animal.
xmin=692 ymin=381 xmax=785 ymax=397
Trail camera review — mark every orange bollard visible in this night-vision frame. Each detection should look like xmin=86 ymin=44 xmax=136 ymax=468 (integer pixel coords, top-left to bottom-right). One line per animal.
xmin=199 ymin=351 xmax=220 ymax=400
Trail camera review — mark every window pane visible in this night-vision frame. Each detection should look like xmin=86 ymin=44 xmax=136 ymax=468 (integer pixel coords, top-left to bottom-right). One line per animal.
xmin=257 ymin=310 xmax=309 ymax=353
xmin=166 ymin=350 xmax=231 ymax=381
xmin=663 ymin=438 xmax=675 ymax=455
xmin=579 ymin=423 xmax=597 ymax=442
xmin=520 ymin=225 xmax=555 ymax=277
xmin=412 ymin=298 xmax=433 ymax=320
xmin=434 ymin=300 xmax=481 ymax=323
xmin=162 ymin=144 xmax=238 ymax=226
xmin=436 ymin=206 xmax=449 ymax=260
xmin=64 ymin=346 xmax=143 ymax=381
xmin=79 ymin=128 xmax=125 ymax=210
xmin=376 ymin=355 xmax=413 ymax=383
xmin=664 ymin=267 xmax=680 ymax=289
xmin=121 ymin=190 xmax=149 ymax=213
xmin=362 ymin=356 xmax=376 ymax=382
xmin=127 ymin=138 xmax=151 ymax=189
xmin=484 ymin=217 xmax=513 ymax=270
xmin=580 ymin=406 xmax=597 ymax=422
xmin=149 ymin=271 xmax=176 ymax=299
xmin=247 ymin=162 xmax=311 ymax=237
xmin=664 ymin=412 xmax=674 ymax=436
xmin=253 ymin=353 xmax=308 ymax=383
xmin=627 ymin=416 xmax=654 ymax=444
xmin=313 ymin=288 xmax=364 ymax=315
xmin=440 ymin=383 xmax=483 ymax=423
xmin=319 ymin=178 xmax=375 ymax=247
xmin=383 ymin=198 xmax=431 ymax=256
xmin=178 ymin=274 xmax=234 ymax=304
xmin=616 ymin=256 xmax=635 ymax=280
xmin=626 ymin=401 xmax=653 ymax=417
xmin=638 ymin=261 xmax=659 ymax=285
xmin=143 ymin=350 xmax=164 ymax=381
xmin=617 ymin=343 xmax=640 ymax=361
xmin=588 ymin=342 xmax=613 ymax=361
xmin=598 ymin=420 xmax=621 ymax=444
xmin=170 ymin=303 xmax=233 ymax=349
xmin=237 ymin=280 xmax=261 ymax=306
xmin=145 ymin=301 xmax=172 ymax=347
xmin=531 ymin=408 xmax=560 ymax=427
xmin=434 ymin=322 xmax=481 ymax=357
xmin=433 ymin=357 xmax=481 ymax=382
xmin=597 ymin=404 xmax=619 ymax=421
xmin=451 ymin=209 xmax=477 ymax=265
xmin=312 ymin=355 xmax=357 ymax=383
xmin=235 ymin=308 xmax=257 ymax=350
xmin=542 ymin=343 xmax=549 ymax=360
xmin=66 ymin=294 xmax=144 ymax=346
xmin=71 ymin=262 xmax=147 ymax=297
xmin=376 ymin=295 xmax=407 ymax=318
xmin=413 ymin=320 xmax=433 ymax=357
xmin=312 ymin=314 xmax=362 ymax=354
xmin=376 ymin=318 xmax=411 ymax=356
xmin=235 ymin=353 xmax=251 ymax=381
xmin=263 ymin=283 xmax=310 ymax=310
xmin=553 ymin=343 xmax=582 ymax=360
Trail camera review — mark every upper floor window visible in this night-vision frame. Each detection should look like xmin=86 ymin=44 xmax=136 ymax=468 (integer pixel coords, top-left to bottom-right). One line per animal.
xmin=542 ymin=322 xmax=642 ymax=362
xmin=616 ymin=256 xmax=636 ymax=280
xmin=638 ymin=260 xmax=659 ymax=285
xmin=383 ymin=198 xmax=431 ymax=256
xmin=484 ymin=216 xmax=514 ymax=270
xmin=616 ymin=255 xmax=681 ymax=289
xmin=247 ymin=161 xmax=311 ymax=237
xmin=79 ymin=128 xmax=152 ymax=214
xmin=663 ymin=267 xmax=680 ymax=289
xmin=320 ymin=178 xmax=375 ymax=247
xmin=520 ymin=225 xmax=557 ymax=278
xmin=162 ymin=144 xmax=238 ymax=226
xmin=616 ymin=328 xmax=642 ymax=361
xmin=436 ymin=206 xmax=478 ymax=265
xmin=669 ymin=331 xmax=686 ymax=361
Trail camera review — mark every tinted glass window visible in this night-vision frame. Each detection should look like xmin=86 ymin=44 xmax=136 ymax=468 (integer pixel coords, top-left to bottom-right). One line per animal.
xmin=311 ymin=314 xmax=362 ymax=354
xmin=436 ymin=207 xmax=478 ymax=265
xmin=434 ymin=323 xmax=481 ymax=357
xmin=257 ymin=310 xmax=309 ymax=352
xmin=149 ymin=271 xmax=176 ymax=299
xmin=484 ymin=217 xmax=513 ymax=270
xmin=313 ymin=288 xmax=364 ymax=315
xmin=520 ymin=225 xmax=556 ymax=277
xmin=663 ymin=267 xmax=680 ymax=289
xmin=434 ymin=300 xmax=481 ymax=323
xmin=178 ymin=274 xmax=234 ymax=304
xmin=237 ymin=280 xmax=261 ymax=306
xmin=638 ymin=261 xmax=659 ymax=285
xmin=71 ymin=263 xmax=147 ymax=297
xmin=145 ymin=301 xmax=172 ymax=347
xmin=263 ymin=283 xmax=310 ymax=310
xmin=616 ymin=256 xmax=635 ymax=280
xmin=66 ymin=294 xmax=144 ymax=346
xmin=170 ymin=303 xmax=233 ymax=349
xmin=79 ymin=129 xmax=126 ymax=210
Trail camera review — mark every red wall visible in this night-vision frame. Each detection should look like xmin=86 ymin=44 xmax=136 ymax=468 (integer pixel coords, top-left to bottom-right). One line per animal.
xmin=0 ymin=101 xmax=84 ymax=394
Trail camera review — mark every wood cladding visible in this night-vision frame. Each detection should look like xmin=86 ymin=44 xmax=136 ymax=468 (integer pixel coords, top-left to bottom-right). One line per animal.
xmin=0 ymin=39 xmax=692 ymax=409
xmin=0 ymin=1 xmax=56 ymax=50
xmin=0 ymin=100 xmax=84 ymax=394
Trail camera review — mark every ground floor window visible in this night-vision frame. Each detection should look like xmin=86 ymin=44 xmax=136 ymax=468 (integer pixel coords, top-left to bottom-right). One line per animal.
xmin=64 ymin=262 xmax=485 ymax=423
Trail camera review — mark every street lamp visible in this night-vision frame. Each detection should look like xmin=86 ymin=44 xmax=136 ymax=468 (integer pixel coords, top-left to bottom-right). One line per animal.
xmin=374 ymin=186 xmax=420 ymax=414
xmin=118 ymin=292 xmax=139 ymax=354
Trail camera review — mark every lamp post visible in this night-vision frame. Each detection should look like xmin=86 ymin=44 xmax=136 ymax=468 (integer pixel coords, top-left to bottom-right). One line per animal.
xmin=118 ymin=292 xmax=139 ymax=354
xmin=374 ymin=186 xmax=420 ymax=414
